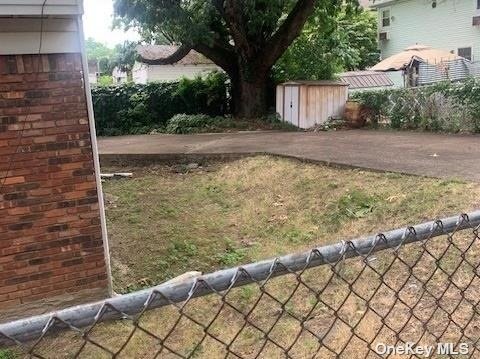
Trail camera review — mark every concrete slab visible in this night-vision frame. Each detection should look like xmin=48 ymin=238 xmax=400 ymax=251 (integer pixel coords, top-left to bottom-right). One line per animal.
xmin=98 ymin=130 xmax=480 ymax=182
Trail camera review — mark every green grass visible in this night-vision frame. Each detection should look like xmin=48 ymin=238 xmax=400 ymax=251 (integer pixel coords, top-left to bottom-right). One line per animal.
xmin=102 ymin=156 xmax=480 ymax=293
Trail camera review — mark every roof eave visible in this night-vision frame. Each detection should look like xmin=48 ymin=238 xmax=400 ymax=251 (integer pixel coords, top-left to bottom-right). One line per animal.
xmin=0 ymin=1 xmax=83 ymax=16
xmin=370 ymin=0 xmax=400 ymax=8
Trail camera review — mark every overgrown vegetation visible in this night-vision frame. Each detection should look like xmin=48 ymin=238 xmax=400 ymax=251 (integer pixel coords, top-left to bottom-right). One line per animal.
xmin=102 ymin=156 xmax=480 ymax=293
xmin=92 ymin=72 xmax=230 ymax=136
xmin=352 ymin=78 xmax=480 ymax=133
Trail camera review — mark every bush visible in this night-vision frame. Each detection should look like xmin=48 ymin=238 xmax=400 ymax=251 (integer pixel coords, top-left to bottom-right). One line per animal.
xmin=92 ymin=72 xmax=230 ymax=136
xmin=165 ymin=114 xmax=235 ymax=134
xmin=351 ymin=78 xmax=480 ymax=133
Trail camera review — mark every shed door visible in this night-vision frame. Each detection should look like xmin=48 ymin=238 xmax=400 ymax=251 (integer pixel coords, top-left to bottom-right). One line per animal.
xmin=283 ymin=86 xmax=299 ymax=126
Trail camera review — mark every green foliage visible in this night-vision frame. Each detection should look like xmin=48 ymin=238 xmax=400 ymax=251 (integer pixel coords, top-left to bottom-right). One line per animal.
xmin=97 ymin=75 xmax=114 ymax=87
xmin=175 ymin=73 xmax=229 ymax=115
xmin=165 ymin=114 xmax=234 ymax=134
xmin=86 ymin=38 xmax=138 ymax=77
xmin=92 ymin=72 xmax=229 ymax=136
xmin=274 ymin=6 xmax=379 ymax=81
xmin=111 ymin=41 xmax=138 ymax=75
xmin=0 ymin=350 xmax=16 ymax=359
xmin=352 ymin=78 xmax=480 ymax=133
xmin=85 ymin=38 xmax=114 ymax=73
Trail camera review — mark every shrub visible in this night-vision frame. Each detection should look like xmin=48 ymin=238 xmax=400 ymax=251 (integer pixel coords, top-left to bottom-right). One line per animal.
xmin=351 ymin=78 xmax=480 ymax=133
xmin=92 ymin=72 xmax=230 ymax=136
xmin=165 ymin=114 xmax=235 ymax=134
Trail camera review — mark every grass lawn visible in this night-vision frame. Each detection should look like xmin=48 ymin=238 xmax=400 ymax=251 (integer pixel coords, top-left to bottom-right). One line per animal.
xmin=6 ymin=156 xmax=480 ymax=358
xmin=102 ymin=156 xmax=480 ymax=293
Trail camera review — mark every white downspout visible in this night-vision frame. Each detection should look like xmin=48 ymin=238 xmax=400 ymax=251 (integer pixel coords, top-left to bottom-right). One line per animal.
xmin=75 ymin=2 xmax=114 ymax=297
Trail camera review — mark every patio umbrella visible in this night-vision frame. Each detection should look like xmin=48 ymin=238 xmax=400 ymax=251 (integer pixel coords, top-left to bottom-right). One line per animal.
xmin=371 ymin=44 xmax=462 ymax=71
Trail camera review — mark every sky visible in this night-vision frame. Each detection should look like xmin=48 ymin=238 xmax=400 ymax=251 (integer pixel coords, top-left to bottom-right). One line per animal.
xmin=83 ymin=0 xmax=140 ymax=47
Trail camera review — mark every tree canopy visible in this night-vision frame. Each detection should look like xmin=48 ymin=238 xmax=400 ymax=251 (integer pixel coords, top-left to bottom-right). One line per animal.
xmin=274 ymin=7 xmax=379 ymax=82
xmin=85 ymin=38 xmax=138 ymax=77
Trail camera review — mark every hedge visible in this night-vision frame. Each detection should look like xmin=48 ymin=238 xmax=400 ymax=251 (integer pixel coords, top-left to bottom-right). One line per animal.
xmin=91 ymin=72 xmax=230 ymax=136
xmin=351 ymin=78 xmax=480 ymax=133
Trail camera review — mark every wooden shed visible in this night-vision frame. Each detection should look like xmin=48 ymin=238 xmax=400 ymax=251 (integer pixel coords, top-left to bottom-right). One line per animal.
xmin=276 ymin=81 xmax=349 ymax=129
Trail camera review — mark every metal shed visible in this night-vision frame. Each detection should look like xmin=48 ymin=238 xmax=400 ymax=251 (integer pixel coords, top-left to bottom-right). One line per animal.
xmin=276 ymin=81 xmax=349 ymax=129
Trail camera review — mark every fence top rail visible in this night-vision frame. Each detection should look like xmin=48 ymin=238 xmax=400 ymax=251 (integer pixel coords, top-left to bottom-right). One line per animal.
xmin=1 ymin=210 xmax=480 ymax=347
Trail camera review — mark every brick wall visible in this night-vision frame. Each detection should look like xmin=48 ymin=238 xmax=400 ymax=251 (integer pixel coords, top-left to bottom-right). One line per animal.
xmin=0 ymin=53 xmax=109 ymax=319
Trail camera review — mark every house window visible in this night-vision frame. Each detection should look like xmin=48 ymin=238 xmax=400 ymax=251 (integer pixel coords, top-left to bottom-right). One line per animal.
xmin=477 ymin=0 xmax=480 ymax=9
xmin=458 ymin=47 xmax=472 ymax=61
xmin=382 ymin=9 xmax=391 ymax=27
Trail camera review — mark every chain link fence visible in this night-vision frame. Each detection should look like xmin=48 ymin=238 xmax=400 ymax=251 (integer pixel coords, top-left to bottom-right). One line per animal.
xmin=1 ymin=211 xmax=480 ymax=358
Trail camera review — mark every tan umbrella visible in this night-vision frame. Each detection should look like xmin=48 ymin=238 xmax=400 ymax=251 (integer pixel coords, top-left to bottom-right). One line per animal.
xmin=371 ymin=44 xmax=462 ymax=71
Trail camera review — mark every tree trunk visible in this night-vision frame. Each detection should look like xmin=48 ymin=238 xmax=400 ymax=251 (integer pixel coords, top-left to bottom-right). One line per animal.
xmin=231 ymin=74 xmax=269 ymax=119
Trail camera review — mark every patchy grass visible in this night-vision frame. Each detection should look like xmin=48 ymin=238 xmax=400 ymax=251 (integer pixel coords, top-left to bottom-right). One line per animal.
xmin=14 ymin=156 xmax=480 ymax=358
xmin=102 ymin=156 xmax=480 ymax=293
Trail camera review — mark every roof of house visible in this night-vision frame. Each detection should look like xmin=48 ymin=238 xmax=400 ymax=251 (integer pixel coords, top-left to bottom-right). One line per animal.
xmin=137 ymin=45 xmax=214 ymax=66
xmin=358 ymin=0 xmax=371 ymax=8
xmin=339 ymin=71 xmax=394 ymax=89
xmin=371 ymin=44 xmax=462 ymax=71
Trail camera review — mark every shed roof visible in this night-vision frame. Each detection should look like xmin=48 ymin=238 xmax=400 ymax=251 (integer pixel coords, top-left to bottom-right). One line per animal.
xmin=281 ymin=80 xmax=349 ymax=87
xmin=339 ymin=71 xmax=394 ymax=89
xmin=137 ymin=45 xmax=214 ymax=66
xmin=0 ymin=0 xmax=82 ymax=16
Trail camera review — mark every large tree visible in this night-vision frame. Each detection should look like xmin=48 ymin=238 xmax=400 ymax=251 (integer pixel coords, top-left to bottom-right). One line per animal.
xmin=114 ymin=0 xmax=355 ymax=118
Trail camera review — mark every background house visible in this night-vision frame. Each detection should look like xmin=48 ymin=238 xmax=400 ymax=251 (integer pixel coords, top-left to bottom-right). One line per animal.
xmin=112 ymin=66 xmax=128 ymax=84
xmin=132 ymin=45 xmax=222 ymax=83
xmin=371 ymin=0 xmax=480 ymax=62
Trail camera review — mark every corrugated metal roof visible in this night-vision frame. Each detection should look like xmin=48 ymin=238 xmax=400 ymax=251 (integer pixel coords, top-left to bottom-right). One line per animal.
xmin=137 ymin=45 xmax=214 ymax=66
xmin=339 ymin=71 xmax=394 ymax=89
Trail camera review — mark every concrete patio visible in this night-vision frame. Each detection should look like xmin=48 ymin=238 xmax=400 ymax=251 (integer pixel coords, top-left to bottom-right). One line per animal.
xmin=98 ymin=130 xmax=480 ymax=181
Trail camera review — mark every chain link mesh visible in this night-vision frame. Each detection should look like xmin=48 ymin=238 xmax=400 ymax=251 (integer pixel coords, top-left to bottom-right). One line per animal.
xmin=1 ymin=213 xmax=480 ymax=358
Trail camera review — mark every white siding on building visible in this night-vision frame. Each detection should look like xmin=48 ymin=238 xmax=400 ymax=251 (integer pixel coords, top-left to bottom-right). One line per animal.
xmin=0 ymin=0 xmax=82 ymax=15
xmin=132 ymin=62 xmax=222 ymax=84
xmin=375 ymin=0 xmax=480 ymax=62
xmin=0 ymin=18 xmax=80 ymax=55
xmin=0 ymin=0 xmax=82 ymax=55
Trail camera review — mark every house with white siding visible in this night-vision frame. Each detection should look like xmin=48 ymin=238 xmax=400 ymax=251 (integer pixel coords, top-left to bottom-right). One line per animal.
xmin=371 ymin=0 xmax=480 ymax=62
xmin=132 ymin=45 xmax=222 ymax=84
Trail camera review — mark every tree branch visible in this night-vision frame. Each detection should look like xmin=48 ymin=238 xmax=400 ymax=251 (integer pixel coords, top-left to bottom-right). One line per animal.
xmin=259 ymin=0 xmax=316 ymax=71
xmin=193 ymin=41 xmax=237 ymax=74
xmin=138 ymin=45 xmax=192 ymax=65
xmin=223 ymin=0 xmax=252 ymax=59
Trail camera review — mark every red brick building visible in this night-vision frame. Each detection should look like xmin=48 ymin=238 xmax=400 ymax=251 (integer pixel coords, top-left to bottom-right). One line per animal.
xmin=0 ymin=0 xmax=111 ymax=320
